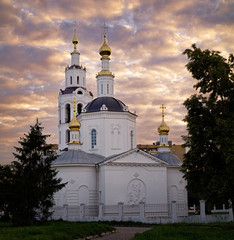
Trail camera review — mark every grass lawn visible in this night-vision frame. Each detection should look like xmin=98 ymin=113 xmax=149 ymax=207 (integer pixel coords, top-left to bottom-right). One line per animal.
xmin=0 ymin=220 xmax=115 ymax=240
xmin=131 ymin=223 xmax=234 ymax=240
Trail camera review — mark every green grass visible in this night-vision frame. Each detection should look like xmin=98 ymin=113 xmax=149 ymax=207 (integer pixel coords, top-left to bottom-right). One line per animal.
xmin=131 ymin=223 xmax=234 ymax=240
xmin=0 ymin=220 xmax=115 ymax=240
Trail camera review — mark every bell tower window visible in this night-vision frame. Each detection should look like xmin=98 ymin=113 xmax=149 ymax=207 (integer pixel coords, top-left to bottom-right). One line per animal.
xmin=77 ymin=103 xmax=83 ymax=115
xmin=101 ymin=84 xmax=103 ymax=94
xmin=77 ymin=76 xmax=79 ymax=84
xmin=130 ymin=130 xmax=134 ymax=149
xmin=65 ymin=104 xmax=71 ymax=123
xmin=66 ymin=129 xmax=70 ymax=143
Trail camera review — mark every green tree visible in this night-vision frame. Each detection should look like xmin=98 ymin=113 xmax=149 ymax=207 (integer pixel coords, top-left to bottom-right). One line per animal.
xmin=181 ymin=44 xmax=234 ymax=208
xmin=0 ymin=164 xmax=14 ymax=221
xmin=0 ymin=120 xmax=66 ymax=225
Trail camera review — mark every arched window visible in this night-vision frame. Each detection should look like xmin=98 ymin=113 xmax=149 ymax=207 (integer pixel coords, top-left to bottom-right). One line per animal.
xmin=65 ymin=104 xmax=71 ymax=123
xmin=58 ymin=106 xmax=61 ymax=124
xmin=101 ymin=84 xmax=103 ymax=94
xmin=70 ymin=76 xmax=72 ymax=85
xmin=77 ymin=103 xmax=83 ymax=115
xmin=91 ymin=129 xmax=97 ymax=149
xmin=77 ymin=76 xmax=79 ymax=84
xmin=130 ymin=130 xmax=134 ymax=149
xmin=107 ymin=84 xmax=109 ymax=94
xmin=66 ymin=129 xmax=70 ymax=143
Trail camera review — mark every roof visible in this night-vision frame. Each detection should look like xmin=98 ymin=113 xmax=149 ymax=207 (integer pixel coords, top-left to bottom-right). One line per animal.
xmin=60 ymin=86 xmax=93 ymax=97
xmin=153 ymin=152 xmax=181 ymax=166
xmin=54 ymin=149 xmax=104 ymax=165
xmin=53 ymin=149 xmax=181 ymax=167
xmin=85 ymin=96 xmax=126 ymax=113
xmin=66 ymin=64 xmax=85 ymax=70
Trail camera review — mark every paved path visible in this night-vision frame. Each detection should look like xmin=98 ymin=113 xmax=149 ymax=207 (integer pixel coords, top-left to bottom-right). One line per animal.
xmin=93 ymin=226 xmax=152 ymax=240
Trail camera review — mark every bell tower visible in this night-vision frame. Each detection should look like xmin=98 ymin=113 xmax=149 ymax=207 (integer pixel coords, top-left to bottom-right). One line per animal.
xmin=58 ymin=24 xmax=93 ymax=151
xmin=96 ymin=25 xmax=115 ymax=97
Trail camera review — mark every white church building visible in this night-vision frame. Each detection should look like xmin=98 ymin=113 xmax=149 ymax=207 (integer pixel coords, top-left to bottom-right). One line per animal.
xmin=52 ymin=27 xmax=187 ymax=222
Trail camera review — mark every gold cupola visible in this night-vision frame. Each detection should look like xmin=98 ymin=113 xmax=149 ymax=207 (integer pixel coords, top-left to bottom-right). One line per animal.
xmin=158 ymin=104 xmax=170 ymax=134
xmin=69 ymin=99 xmax=81 ymax=131
xmin=99 ymin=34 xmax=111 ymax=58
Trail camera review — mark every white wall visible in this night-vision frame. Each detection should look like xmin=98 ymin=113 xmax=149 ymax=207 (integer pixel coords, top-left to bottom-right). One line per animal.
xmin=79 ymin=111 xmax=136 ymax=157
xmin=99 ymin=164 xmax=168 ymax=205
xmin=54 ymin=165 xmax=98 ymax=206
xmin=167 ymin=167 xmax=187 ymax=203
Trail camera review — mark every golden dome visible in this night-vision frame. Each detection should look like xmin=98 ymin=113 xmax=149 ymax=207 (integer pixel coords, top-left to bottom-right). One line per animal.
xmin=69 ymin=99 xmax=81 ymax=130
xmin=99 ymin=35 xmax=111 ymax=57
xmin=72 ymin=27 xmax=79 ymax=53
xmin=69 ymin=112 xmax=81 ymax=131
xmin=158 ymin=118 xmax=170 ymax=134
xmin=158 ymin=104 xmax=170 ymax=134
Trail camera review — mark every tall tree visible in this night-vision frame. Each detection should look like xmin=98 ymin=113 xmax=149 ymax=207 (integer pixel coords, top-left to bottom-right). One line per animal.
xmin=181 ymin=44 xmax=234 ymax=208
xmin=1 ymin=120 xmax=66 ymax=225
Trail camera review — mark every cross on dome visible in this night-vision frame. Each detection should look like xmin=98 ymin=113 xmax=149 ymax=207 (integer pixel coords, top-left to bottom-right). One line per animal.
xmin=160 ymin=104 xmax=166 ymax=118
xmin=158 ymin=104 xmax=170 ymax=134
xmin=71 ymin=98 xmax=78 ymax=113
xmin=69 ymin=98 xmax=81 ymax=131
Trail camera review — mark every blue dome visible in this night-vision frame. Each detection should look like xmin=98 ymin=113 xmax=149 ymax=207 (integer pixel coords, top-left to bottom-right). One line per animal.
xmin=85 ymin=97 xmax=126 ymax=113
xmin=153 ymin=152 xmax=181 ymax=166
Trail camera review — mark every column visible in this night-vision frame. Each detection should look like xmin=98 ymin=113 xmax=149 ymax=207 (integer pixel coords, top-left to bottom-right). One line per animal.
xmin=118 ymin=202 xmax=123 ymax=221
xmin=139 ymin=202 xmax=145 ymax=222
xmin=199 ymin=200 xmax=206 ymax=222
xmin=171 ymin=201 xmax=177 ymax=223
xmin=99 ymin=203 xmax=104 ymax=220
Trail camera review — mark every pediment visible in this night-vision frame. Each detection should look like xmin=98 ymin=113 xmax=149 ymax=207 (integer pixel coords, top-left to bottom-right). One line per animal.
xmin=101 ymin=148 xmax=168 ymax=167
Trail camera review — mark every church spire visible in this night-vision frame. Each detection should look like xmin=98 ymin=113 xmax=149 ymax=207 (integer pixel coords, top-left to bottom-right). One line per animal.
xmin=72 ymin=22 xmax=79 ymax=53
xmin=71 ymin=22 xmax=80 ymax=66
xmin=96 ymin=24 xmax=115 ymax=97
xmin=157 ymin=104 xmax=170 ymax=153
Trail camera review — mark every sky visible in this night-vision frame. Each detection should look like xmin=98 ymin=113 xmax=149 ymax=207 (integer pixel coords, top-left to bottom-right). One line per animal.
xmin=0 ymin=0 xmax=233 ymax=165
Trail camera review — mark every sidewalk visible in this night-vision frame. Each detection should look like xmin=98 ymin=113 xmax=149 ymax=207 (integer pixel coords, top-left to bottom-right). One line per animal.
xmin=93 ymin=226 xmax=152 ymax=240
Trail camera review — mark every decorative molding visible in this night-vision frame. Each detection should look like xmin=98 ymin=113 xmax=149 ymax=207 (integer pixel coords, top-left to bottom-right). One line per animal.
xmin=69 ymin=179 xmax=75 ymax=184
xmin=100 ymin=104 xmax=108 ymax=111
xmin=134 ymin=173 xmax=139 ymax=178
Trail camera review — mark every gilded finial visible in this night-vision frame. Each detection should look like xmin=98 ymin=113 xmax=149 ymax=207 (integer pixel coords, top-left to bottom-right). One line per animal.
xmin=160 ymin=104 xmax=166 ymax=118
xmin=69 ymin=98 xmax=81 ymax=131
xmin=158 ymin=104 xmax=170 ymax=134
xmin=71 ymin=98 xmax=78 ymax=113
xmin=99 ymin=23 xmax=111 ymax=58
xmin=72 ymin=21 xmax=79 ymax=53
xmin=103 ymin=23 xmax=108 ymax=37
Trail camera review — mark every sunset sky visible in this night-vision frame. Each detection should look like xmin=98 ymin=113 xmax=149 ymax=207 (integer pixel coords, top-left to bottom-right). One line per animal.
xmin=0 ymin=0 xmax=234 ymax=165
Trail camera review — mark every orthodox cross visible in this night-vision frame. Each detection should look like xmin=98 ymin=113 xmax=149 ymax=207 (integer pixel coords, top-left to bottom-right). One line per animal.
xmin=160 ymin=104 xmax=166 ymax=118
xmin=74 ymin=20 xmax=77 ymax=31
xmin=103 ymin=23 xmax=108 ymax=36
xmin=71 ymin=98 xmax=78 ymax=113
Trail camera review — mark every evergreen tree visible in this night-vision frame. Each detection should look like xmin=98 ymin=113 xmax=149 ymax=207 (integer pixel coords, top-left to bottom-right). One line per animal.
xmin=0 ymin=164 xmax=14 ymax=221
xmin=2 ymin=120 xmax=66 ymax=225
xmin=181 ymin=44 xmax=234 ymax=208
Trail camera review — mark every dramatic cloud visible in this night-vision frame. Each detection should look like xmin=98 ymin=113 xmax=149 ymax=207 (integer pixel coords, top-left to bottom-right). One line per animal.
xmin=0 ymin=0 xmax=233 ymax=164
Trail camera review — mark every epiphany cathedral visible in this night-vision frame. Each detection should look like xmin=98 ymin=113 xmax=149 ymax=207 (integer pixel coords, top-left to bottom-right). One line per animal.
xmin=52 ymin=28 xmax=187 ymax=216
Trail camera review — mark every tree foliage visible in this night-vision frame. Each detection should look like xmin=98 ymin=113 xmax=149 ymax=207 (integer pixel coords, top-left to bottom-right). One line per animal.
xmin=181 ymin=44 xmax=234 ymax=207
xmin=0 ymin=120 xmax=66 ymax=225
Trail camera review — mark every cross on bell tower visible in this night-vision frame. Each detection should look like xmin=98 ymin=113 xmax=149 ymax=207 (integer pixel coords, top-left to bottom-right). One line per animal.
xmin=160 ymin=104 xmax=166 ymax=118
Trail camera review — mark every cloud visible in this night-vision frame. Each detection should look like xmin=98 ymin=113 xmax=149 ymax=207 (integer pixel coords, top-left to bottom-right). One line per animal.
xmin=0 ymin=0 xmax=233 ymax=164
